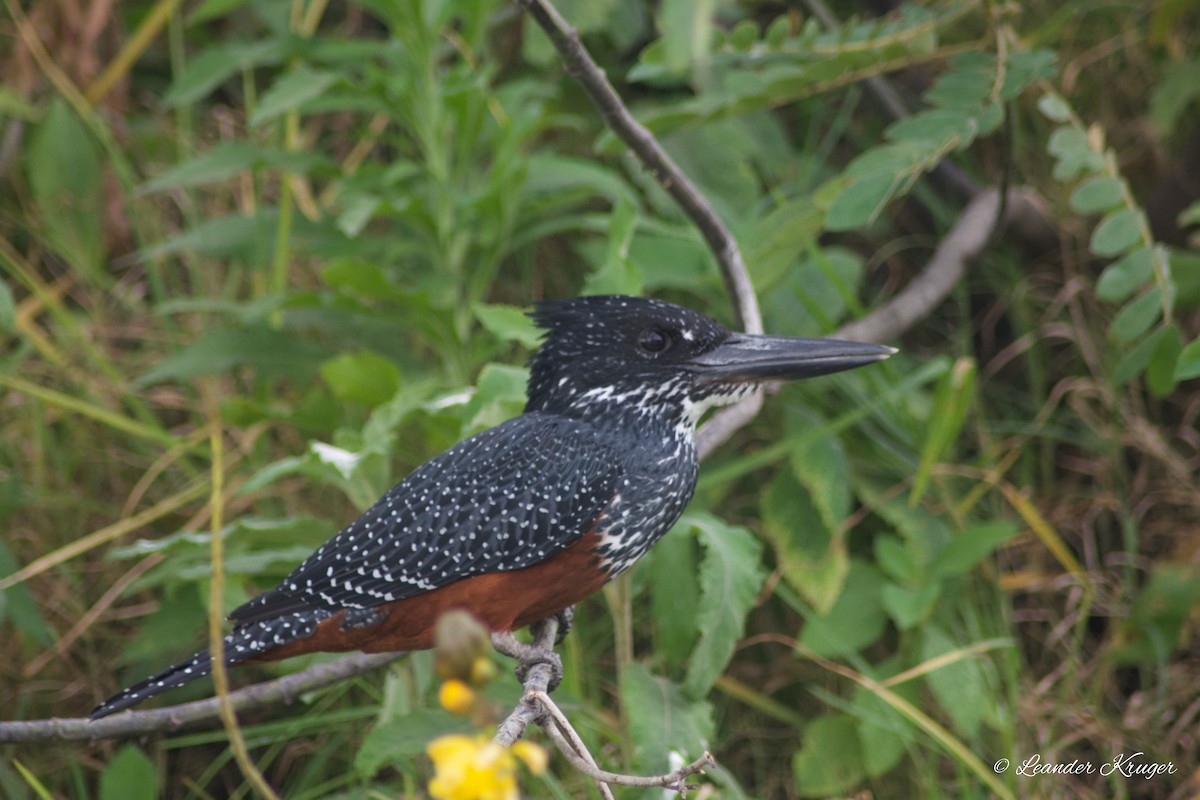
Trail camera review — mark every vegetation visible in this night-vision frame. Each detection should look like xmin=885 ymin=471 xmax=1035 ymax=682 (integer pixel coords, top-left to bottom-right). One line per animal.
xmin=2 ymin=0 xmax=1198 ymax=798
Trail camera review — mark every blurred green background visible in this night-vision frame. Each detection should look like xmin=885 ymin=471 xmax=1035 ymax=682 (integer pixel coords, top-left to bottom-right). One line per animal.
xmin=1 ymin=0 xmax=1198 ymax=797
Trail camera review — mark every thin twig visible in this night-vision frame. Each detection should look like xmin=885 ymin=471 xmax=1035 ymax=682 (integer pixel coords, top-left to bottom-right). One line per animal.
xmin=835 ymin=188 xmax=1039 ymax=344
xmin=0 ymin=653 xmax=403 ymax=743
xmin=516 ymin=0 xmax=759 ymax=334
xmin=493 ymin=617 xmax=559 ymax=747
xmin=534 ymin=691 xmax=714 ymax=789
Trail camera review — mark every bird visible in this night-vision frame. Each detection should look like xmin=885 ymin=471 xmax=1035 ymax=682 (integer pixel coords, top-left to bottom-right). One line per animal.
xmin=89 ymin=294 xmax=893 ymax=719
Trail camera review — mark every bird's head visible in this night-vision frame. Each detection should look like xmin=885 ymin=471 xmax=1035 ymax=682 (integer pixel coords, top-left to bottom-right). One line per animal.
xmin=525 ymin=295 xmax=894 ymax=424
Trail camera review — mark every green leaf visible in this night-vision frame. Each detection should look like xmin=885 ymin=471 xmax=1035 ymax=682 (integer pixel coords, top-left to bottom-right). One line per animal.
xmin=26 ymin=99 xmax=104 ymax=281
xmin=0 ymin=279 xmax=14 ymax=333
xmin=473 ymin=303 xmax=540 ymax=348
xmin=798 ymin=561 xmax=887 ymax=657
xmin=583 ymin=197 xmax=643 ymax=295
xmin=0 ymin=539 xmax=53 ymax=646
xmin=355 ymin=709 xmax=469 ymax=777
xmin=649 ymin=525 xmax=701 ymax=670
xmin=824 ymin=173 xmax=900 ymax=231
xmin=789 ymin=419 xmax=851 ymax=531
xmin=853 ymin=685 xmax=915 ymax=777
xmin=1174 ymin=336 xmax=1200 ymax=381
xmin=99 ymin=745 xmax=157 ymax=800
xmin=683 ymin=513 xmax=766 ymax=698
xmin=319 ymin=350 xmax=401 ymax=407
xmin=1096 ymin=247 xmax=1154 ymax=303
xmin=622 ymin=663 xmax=714 ymax=774
xmin=250 ymin=66 xmax=340 ymax=127
xmin=1109 ymin=289 xmax=1164 ymax=345
xmin=881 ymin=581 xmax=940 ymax=630
xmin=929 ymin=521 xmax=1019 ymax=578
xmin=1090 ymin=208 xmax=1143 ymax=257
xmin=165 ymin=40 xmax=289 ymax=106
xmin=137 ymin=325 xmax=328 ymax=386
xmin=1070 ymin=175 xmax=1124 ymax=214
xmin=762 ymin=470 xmax=848 ymax=614
xmin=911 ymin=357 xmax=975 ymax=504
xmin=1047 ymin=126 xmax=1104 ymax=180
xmin=1113 ymin=324 xmax=1172 ymax=387
xmin=141 ymin=142 xmax=330 ymax=193
xmin=792 ymin=715 xmax=866 ymax=797
xmin=1146 ymin=323 xmax=1182 ymax=397
xmin=462 ymin=364 xmax=528 ymax=433
xmin=1037 ymin=92 xmax=1073 ymax=122
xmin=920 ymin=626 xmax=984 ymax=739
xmin=874 ymin=536 xmax=917 ymax=584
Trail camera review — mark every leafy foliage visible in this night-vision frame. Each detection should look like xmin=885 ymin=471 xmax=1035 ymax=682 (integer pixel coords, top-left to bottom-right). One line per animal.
xmin=2 ymin=0 xmax=1198 ymax=798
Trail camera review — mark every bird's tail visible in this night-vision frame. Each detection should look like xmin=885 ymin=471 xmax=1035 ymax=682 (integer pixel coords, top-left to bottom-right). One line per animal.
xmin=89 ymin=610 xmax=332 ymax=720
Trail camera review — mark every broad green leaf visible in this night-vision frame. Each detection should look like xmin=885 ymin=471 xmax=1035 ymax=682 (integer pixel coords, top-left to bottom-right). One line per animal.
xmin=789 ymin=414 xmax=851 ymax=531
xmin=250 ymin=66 xmax=341 ymax=127
xmin=1090 ymin=208 xmax=1142 ymax=257
xmin=583 ymin=197 xmax=643 ymax=296
xmin=683 ymin=513 xmax=766 ymax=698
xmin=648 ymin=525 xmax=700 ymax=670
xmin=1174 ymin=336 xmax=1200 ymax=381
xmin=798 ymin=561 xmax=887 ymax=657
xmin=99 ymin=745 xmax=156 ymax=800
xmin=930 ymin=521 xmax=1020 ymax=578
xmin=319 ymin=350 xmax=401 ymax=407
xmin=824 ymin=173 xmax=900 ymax=231
xmin=141 ymin=142 xmax=330 ymax=193
xmin=792 ymin=715 xmax=866 ymax=797
xmin=1096 ymin=247 xmax=1154 ymax=303
xmin=355 ymin=709 xmax=469 ymax=777
xmin=165 ymin=40 xmax=289 ymax=106
xmin=1111 ymin=564 xmax=1200 ymax=665
xmin=1109 ymin=289 xmax=1164 ymax=345
xmin=881 ymin=581 xmax=940 ymax=629
xmin=0 ymin=539 xmax=53 ymax=646
xmin=854 ymin=686 xmax=914 ymax=777
xmin=473 ymin=303 xmax=540 ymax=348
xmin=462 ymin=364 xmax=527 ymax=433
xmin=1047 ymin=126 xmax=1103 ymax=180
xmin=1149 ymin=59 xmax=1200 ymax=137
xmin=322 ymin=259 xmax=405 ymax=301
xmin=26 ymin=99 xmax=104 ymax=281
xmin=873 ymin=536 xmax=917 ymax=584
xmin=137 ymin=326 xmax=327 ymax=386
xmin=762 ymin=470 xmax=848 ymax=614
xmin=1037 ymin=92 xmax=1073 ymax=122
xmin=1070 ymin=175 xmax=1124 ymax=214
xmin=622 ymin=662 xmax=714 ymax=774
xmin=1146 ymin=323 xmax=1182 ymax=397
xmin=1113 ymin=324 xmax=1172 ymax=387
xmin=920 ymin=625 xmax=984 ymax=739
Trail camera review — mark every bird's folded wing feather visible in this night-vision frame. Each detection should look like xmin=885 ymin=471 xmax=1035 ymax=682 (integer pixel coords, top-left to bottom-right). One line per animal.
xmin=228 ymin=413 xmax=621 ymax=625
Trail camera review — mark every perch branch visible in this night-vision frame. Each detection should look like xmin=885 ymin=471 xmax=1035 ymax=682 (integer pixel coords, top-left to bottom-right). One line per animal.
xmin=0 ymin=652 xmax=403 ymax=743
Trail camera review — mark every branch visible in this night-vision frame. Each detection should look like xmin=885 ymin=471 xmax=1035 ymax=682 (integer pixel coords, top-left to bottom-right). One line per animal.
xmin=516 ymin=0 xmax=760 ymax=335
xmin=0 ymin=652 xmax=403 ymax=743
xmin=493 ymin=616 xmax=559 ymax=747
xmin=534 ymin=690 xmax=715 ymax=790
xmin=834 ymin=188 xmax=1045 ymax=343
xmin=517 ymin=0 xmax=769 ymax=460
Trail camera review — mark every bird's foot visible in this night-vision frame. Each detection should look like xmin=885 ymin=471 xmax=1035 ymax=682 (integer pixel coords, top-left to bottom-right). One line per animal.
xmin=551 ymin=606 xmax=573 ymax=644
xmin=515 ymin=646 xmax=563 ymax=693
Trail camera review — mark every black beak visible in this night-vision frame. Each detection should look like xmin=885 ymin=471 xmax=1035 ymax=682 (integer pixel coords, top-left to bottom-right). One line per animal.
xmin=689 ymin=333 xmax=896 ymax=384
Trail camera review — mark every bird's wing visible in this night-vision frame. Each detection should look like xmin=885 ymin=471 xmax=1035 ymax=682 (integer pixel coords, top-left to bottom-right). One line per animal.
xmin=228 ymin=413 xmax=621 ymax=625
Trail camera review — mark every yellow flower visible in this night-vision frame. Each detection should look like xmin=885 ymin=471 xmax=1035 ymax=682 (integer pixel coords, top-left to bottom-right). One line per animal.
xmin=439 ymin=679 xmax=477 ymax=716
xmin=427 ymin=734 xmax=547 ymax=800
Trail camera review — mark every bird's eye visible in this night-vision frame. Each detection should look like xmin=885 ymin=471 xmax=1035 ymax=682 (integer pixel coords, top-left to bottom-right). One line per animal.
xmin=637 ymin=328 xmax=671 ymax=355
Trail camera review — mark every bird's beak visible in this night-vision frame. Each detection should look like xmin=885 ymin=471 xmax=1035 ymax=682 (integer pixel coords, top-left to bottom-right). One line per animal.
xmin=689 ymin=333 xmax=896 ymax=384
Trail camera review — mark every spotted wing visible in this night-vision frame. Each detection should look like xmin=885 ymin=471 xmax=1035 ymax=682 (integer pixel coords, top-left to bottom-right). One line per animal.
xmin=229 ymin=413 xmax=621 ymax=625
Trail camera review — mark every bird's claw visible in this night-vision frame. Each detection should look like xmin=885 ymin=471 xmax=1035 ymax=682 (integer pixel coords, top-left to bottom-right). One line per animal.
xmin=552 ymin=606 xmax=574 ymax=644
xmin=515 ymin=646 xmax=563 ymax=693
